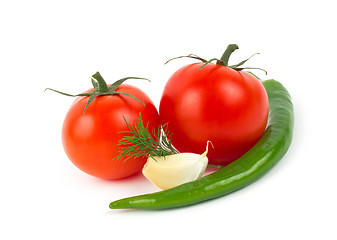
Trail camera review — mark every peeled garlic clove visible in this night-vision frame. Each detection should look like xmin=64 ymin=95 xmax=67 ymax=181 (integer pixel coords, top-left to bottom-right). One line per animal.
xmin=142 ymin=142 xmax=211 ymax=190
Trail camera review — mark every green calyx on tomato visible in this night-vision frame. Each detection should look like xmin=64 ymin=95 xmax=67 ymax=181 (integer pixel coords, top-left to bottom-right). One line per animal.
xmin=46 ymin=72 xmax=150 ymax=113
xmin=165 ymin=44 xmax=267 ymax=74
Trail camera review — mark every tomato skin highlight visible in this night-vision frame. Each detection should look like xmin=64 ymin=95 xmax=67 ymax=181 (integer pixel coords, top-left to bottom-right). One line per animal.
xmin=62 ymin=84 xmax=160 ymax=180
xmin=159 ymin=63 xmax=269 ymax=165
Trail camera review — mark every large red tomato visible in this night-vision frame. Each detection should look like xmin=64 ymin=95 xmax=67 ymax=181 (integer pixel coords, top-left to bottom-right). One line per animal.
xmin=159 ymin=62 xmax=269 ymax=165
xmin=61 ymin=80 xmax=160 ymax=180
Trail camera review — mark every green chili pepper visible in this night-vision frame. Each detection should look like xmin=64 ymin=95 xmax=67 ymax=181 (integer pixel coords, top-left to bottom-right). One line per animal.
xmin=109 ymin=79 xmax=294 ymax=210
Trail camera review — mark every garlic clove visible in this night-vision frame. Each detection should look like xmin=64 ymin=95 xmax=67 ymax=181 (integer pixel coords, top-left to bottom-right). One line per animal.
xmin=142 ymin=142 xmax=211 ymax=190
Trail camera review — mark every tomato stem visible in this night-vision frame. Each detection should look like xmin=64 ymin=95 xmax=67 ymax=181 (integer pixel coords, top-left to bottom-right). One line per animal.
xmin=92 ymin=72 xmax=108 ymax=92
xmin=46 ymin=72 xmax=150 ymax=113
xmin=164 ymin=44 xmax=266 ymax=74
xmin=219 ymin=44 xmax=239 ymax=66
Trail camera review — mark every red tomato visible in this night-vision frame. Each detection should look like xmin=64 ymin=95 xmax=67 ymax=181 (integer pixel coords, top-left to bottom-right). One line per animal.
xmin=62 ymin=84 xmax=160 ymax=179
xmin=159 ymin=63 xmax=269 ymax=165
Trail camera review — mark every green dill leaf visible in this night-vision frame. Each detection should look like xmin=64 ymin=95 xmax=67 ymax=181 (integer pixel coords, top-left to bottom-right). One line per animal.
xmin=113 ymin=113 xmax=178 ymax=162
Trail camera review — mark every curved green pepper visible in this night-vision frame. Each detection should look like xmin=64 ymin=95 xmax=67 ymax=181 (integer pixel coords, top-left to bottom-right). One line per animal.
xmin=109 ymin=79 xmax=294 ymax=210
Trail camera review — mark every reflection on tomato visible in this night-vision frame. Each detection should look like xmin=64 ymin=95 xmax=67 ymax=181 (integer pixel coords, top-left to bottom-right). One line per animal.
xmin=159 ymin=63 xmax=269 ymax=165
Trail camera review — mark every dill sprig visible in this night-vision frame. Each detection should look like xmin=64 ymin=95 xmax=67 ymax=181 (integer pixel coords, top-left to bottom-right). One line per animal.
xmin=114 ymin=114 xmax=179 ymax=162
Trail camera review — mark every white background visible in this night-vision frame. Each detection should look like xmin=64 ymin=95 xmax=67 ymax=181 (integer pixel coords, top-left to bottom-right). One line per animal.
xmin=1 ymin=0 xmax=336 ymax=239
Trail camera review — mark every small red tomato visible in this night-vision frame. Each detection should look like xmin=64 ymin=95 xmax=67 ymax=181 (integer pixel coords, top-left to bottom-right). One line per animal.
xmin=159 ymin=45 xmax=269 ymax=165
xmin=49 ymin=72 xmax=160 ymax=179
